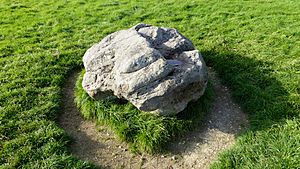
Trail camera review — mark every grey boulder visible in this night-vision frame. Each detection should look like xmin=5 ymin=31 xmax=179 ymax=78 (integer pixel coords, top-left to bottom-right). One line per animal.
xmin=82 ymin=23 xmax=208 ymax=116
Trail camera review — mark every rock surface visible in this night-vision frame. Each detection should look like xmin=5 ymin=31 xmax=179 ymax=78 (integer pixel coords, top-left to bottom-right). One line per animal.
xmin=82 ymin=23 xmax=208 ymax=115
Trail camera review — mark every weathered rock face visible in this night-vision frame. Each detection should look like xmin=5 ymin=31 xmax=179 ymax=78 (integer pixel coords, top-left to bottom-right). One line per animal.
xmin=82 ymin=23 xmax=208 ymax=115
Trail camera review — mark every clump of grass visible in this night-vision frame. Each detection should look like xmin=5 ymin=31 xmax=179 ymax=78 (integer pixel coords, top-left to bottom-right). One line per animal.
xmin=75 ymin=70 xmax=213 ymax=153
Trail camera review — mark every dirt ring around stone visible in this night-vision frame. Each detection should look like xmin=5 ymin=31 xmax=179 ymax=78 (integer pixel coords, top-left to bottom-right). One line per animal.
xmin=59 ymin=67 xmax=248 ymax=169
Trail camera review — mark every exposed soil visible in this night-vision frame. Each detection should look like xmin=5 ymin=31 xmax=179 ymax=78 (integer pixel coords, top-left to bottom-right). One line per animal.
xmin=59 ymin=68 xmax=248 ymax=169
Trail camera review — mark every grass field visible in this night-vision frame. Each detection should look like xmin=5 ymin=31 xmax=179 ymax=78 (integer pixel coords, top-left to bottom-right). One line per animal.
xmin=0 ymin=0 xmax=299 ymax=168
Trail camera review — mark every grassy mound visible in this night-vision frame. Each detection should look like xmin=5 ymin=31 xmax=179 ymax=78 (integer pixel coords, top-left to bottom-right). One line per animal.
xmin=74 ymin=70 xmax=212 ymax=153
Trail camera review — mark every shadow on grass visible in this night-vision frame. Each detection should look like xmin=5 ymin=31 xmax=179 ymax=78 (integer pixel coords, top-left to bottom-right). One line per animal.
xmin=202 ymin=50 xmax=296 ymax=131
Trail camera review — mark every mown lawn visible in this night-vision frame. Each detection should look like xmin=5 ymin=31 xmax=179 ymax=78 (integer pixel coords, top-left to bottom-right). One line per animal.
xmin=0 ymin=0 xmax=299 ymax=168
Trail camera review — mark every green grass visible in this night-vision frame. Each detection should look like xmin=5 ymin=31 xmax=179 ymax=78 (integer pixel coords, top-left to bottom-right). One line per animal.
xmin=75 ymin=70 xmax=212 ymax=153
xmin=0 ymin=0 xmax=299 ymax=168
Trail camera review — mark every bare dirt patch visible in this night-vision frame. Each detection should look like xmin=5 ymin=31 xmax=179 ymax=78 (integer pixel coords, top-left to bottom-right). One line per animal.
xmin=59 ymin=68 xmax=248 ymax=169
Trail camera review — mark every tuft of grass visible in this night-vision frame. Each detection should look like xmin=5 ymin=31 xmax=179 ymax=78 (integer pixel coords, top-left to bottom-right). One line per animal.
xmin=74 ymin=70 xmax=213 ymax=153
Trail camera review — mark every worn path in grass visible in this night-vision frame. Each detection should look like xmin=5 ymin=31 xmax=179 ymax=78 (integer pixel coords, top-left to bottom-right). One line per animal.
xmin=59 ymin=68 xmax=248 ymax=169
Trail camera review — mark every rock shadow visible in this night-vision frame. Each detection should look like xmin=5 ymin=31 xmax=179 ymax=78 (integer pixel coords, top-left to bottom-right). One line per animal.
xmin=202 ymin=50 xmax=293 ymax=131
xmin=166 ymin=67 xmax=248 ymax=156
xmin=161 ymin=49 xmax=291 ymax=168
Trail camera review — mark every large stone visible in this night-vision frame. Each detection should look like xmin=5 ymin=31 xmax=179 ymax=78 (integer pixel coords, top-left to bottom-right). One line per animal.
xmin=82 ymin=23 xmax=208 ymax=116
